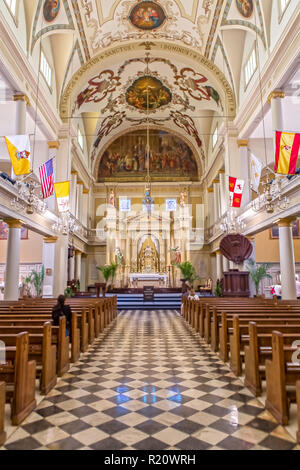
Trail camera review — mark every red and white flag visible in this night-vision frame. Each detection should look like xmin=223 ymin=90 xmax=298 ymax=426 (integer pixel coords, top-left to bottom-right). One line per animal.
xmin=229 ymin=176 xmax=244 ymax=208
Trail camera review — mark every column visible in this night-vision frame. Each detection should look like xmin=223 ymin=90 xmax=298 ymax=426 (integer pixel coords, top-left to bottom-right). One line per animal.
xmin=210 ymin=253 xmax=216 ymax=289
xmin=207 ymin=187 xmax=215 ymax=228
xmin=238 ymin=140 xmax=250 ymax=207
xmin=223 ymin=256 xmax=230 ymax=273
xmin=70 ymin=171 xmax=78 ymax=216
xmin=219 ymin=170 xmax=227 ymax=216
xmin=213 ymin=179 xmax=220 ymax=221
xmin=3 ymin=219 xmax=22 ymax=300
xmin=68 ymin=249 xmax=75 ymax=282
xmin=80 ymin=254 xmax=87 ymax=291
xmin=53 ymin=236 xmax=69 ymax=298
xmin=76 ymin=183 xmax=84 ymax=221
xmin=42 ymin=236 xmax=58 ymax=298
xmin=278 ymin=218 xmax=297 ymax=300
xmin=13 ymin=94 xmax=29 ymax=178
xmin=82 ymin=189 xmax=89 ymax=227
xmin=268 ymin=90 xmax=285 ymax=134
xmin=75 ymin=250 xmax=82 ymax=282
xmin=245 ymin=235 xmax=256 ymax=297
xmin=216 ymin=250 xmax=223 ymax=280
xmin=47 ymin=142 xmax=60 ymax=211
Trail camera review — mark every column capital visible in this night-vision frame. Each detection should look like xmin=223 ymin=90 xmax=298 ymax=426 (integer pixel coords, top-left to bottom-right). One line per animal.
xmin=218 ymin=169 xmax=225 ymax=175
xmin=246 ymin=235 xmax=255 ymax=242
xmin=43 ymin=236 xmax=58 ymax=243
xmin=13 ymin=94 xmax=30 ymax=107
xmin=3 ymin=219 xmax=22 ymax=229
xmin=48 ymin=141 xmax=60 ymax=149
xmin=212 ymin=178 xmax=220 ymax=184
xmin=207 ymin=187 xmax=214 ymax=193
xmin=215 ymin=249 xmax=222 ymax=255
xmin=71 ymin=170 xmax=78 ymax=176
xmin=77 ymin=181 xmax=84 ymax=186
xmin=83 ymin=189 xmax=90 ymax=194
xmin=209 ymin=252 xmax=216 ymax=258
xmin=75 ymin=250 xmax=83 ymax=256
xmin=277 ymin=217 xmax=297 ymax=228
xmin=267 ymin=90 xmax=285 ymax=104
xmin=237 ymin=139 xmax=248 ymax=147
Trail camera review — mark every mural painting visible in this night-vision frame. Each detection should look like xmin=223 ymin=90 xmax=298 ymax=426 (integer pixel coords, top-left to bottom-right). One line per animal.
xmin=235 ymin=0 xmax=253 ymax=18
xmin=43 ymin=0 xmax=60 ymax=22
xmin=0 ymin=222 xmax=28 ymax=240
xmin=129 ymin=1 xmax=166 ymax=30
xmin=126 ymin=76 xmax=172 ymax=111
xmin=98 ymin=131 xmax=198 ymax=182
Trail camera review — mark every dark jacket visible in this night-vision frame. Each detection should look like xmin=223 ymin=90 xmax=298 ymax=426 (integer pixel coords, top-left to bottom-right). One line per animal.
xmin=52 ymin=304 xmax=72 ymax=328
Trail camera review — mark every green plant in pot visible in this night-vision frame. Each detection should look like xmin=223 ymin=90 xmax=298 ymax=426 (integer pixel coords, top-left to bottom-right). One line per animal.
xmin=64 ymin=286 xmax=75 ymax=298
xmin=30 ymin=265 xmax=45 ymax=297
xmin=175 ymin=261 xmax=199 ymax=289
xmin=246 ymin=259 xmax=272 ymax=296
xmin=109 ymin=262 xmax=118 ymax=290
xmin=97 ymin=264 xmax=113 ymax=292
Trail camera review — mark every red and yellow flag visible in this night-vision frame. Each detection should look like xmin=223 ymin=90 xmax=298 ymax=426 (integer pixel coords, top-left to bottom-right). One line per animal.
xmin=274 ymin=131 xmax=300 ymax=175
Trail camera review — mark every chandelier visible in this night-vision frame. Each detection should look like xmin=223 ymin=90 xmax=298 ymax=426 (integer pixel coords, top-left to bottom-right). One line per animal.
xmin=11 ymin=178 xmax=47 ymax=215
xmin=142 ymin=50 xmax=154 ymax=215
xmin=251 ymin=174 xmax=290 ymax=214
xmin=219 ymin=208 xmax=246 ymax=234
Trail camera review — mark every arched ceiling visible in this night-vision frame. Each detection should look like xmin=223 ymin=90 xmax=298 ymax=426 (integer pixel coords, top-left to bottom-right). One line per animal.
xmin=25 ymin=0 xmax=273 ymax=173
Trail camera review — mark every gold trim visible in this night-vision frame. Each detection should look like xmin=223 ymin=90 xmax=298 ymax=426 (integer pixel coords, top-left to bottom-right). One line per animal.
xmin=77 ymin=181 xmax=84 ymax=186
xmin=75 ymin=250 xmax=83 ymax=256
xmin=209 ymin=253 xmax=216 ymax=257
xmin=71 ymin=170 xmax=78 ymax=176
xmin=43 ymin=236 xmax=58 ymax=243
xmin=267 ymin=90 xmax=285 ymax=104
xmin=215 ymin=249 xmax=222 ymax=255
xmin=13 ymin=94 xmax=30 ymax=107
xmin=237 ymin=139 xmax=248 ymax=147
xmin=3 ymin=219 xmax=22 ymax=229
xmin=48 ymin=141 xmax=60 ymax=149
xmin=277 ymin=217 xmax=297 ymax=228
xmin=83 ymin=189 xmax=90 ymax=194
xmin=212 ymin=178 xmax=220 ymax=184
xmin=218 ymin=169 xmax=225 ymax=174
xmin=207 ymin=187 xmax=214 ymax=193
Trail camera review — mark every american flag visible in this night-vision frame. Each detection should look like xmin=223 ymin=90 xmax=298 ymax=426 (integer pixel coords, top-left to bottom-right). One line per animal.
xmin=39 ymin=158 xmax=54 ymax=199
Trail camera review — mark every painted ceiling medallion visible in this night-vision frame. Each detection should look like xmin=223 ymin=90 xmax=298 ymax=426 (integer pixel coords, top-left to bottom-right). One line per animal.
xmin=235 ymin=0 xmax=253 ymax=18
xmin=126 ymin=76 xmax=172 ymax=111
xmin=129 ymin=1 xmax=166 ymax=31
xmin=43 ymin=0 xmax=60 ymax=23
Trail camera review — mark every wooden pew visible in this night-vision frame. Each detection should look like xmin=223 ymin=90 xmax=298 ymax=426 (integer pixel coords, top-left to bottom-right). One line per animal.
xmin=265 ymin=331 xmax=300 ymax=425
xmin=243 ymin=322 xmax=300 ymax=396
xmin=0 ymin=322 xmax=57 ymax=395
xmin=0 ymin=332 xmax=36 ymax=425
xmin=0 ymin=382 xmax=5 ymax=446
xmin=297 ymin=381 xmax=300 ymax=443
xmin=230 ymin=317 xmax=300 ymax=376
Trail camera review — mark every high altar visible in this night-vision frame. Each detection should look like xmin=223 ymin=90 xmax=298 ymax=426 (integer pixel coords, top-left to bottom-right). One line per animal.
xmin=105 ymin=204 xmax=193 ymax=288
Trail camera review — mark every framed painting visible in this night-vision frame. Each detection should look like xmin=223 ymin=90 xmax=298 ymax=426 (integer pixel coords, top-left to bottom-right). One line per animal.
xmin=269 ymin=220 xmax=300 ymax=239
xmin=235 ymin=0 xmax=253 ymax=18
xmin=129 ymin=1 xmax=166 ymax=30
xmin=0 ymin=222 xmax=28 ymax=240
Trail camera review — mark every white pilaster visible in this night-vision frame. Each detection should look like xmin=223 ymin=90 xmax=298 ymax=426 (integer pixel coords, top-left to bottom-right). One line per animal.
xmin=213 ymin=180 xmax=220 ymax=221
xmin=53 ymin=236 xmax=69 ymax=298
xmin=219 ymin=171 xmax=227 ymax=216
xmin=216 ymin=250 xmax=223 ymax=280
xmin=70 ymin=171 xmax=78 ymax=216
xmin=47 ymin=141 xmax=59 ymax=211
xmin=42 ymin=237 xmax=58 ymax=298
xmin=238 ymin=140 xmax=250 ymax=207
xmin=75 ymin=250 xmax=82 ymax=281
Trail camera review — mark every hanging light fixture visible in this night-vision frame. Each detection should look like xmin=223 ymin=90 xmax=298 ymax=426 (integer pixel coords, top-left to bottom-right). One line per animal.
xmin=11 ymin=177 xmax=47 ymax=215
xmin=142 ymin=50 xmax=154 ymax=215
xmin=219 ymin=208 xmax=246 ymax=234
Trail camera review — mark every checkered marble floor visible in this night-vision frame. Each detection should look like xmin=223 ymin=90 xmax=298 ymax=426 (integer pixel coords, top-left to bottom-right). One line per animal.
xmin=2 ymin=310 xmax=299 ymax=450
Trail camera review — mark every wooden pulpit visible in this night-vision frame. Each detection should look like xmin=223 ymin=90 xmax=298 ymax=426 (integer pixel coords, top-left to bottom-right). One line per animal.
xmin=223 ymin=270 xmax=250 ymax=297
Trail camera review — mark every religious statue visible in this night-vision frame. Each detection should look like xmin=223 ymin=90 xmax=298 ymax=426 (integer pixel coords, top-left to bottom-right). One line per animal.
xmin=108 ymin=189 xmax=116 ymax=207
xmin=170 ymin=247 xmax=181 ymax=264
xmin=115 ymin=247 xmax=123 ymax=266
xmin=179 ymin=190 xmax=187 ymax=207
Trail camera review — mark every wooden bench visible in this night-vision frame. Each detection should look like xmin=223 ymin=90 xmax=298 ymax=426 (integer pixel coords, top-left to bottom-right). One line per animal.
xmin=0 ymin=322 xmax=57 ymax=395
xmin=297 ymin=381 xmax=300 ymax=443
xmin=0 ymin=382 xmax=5 ymax=446
xmin=0 ymin=332 xmax=36 ymax=425
xmin=265 ymin=331 xmax=300 ymax=425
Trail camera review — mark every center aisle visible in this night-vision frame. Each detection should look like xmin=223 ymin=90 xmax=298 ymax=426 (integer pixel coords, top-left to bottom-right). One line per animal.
xmin=3 ymin=310 xmax=298 ymax=450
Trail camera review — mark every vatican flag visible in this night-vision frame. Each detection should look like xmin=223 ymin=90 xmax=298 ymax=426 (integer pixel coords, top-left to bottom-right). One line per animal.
xmin=250 ymin=152 xmax=263 ymax=193
xmin=54 ymin=181 xmax=70 ymax=213
xmin=4 ymin=135 xmax=31 ymax=176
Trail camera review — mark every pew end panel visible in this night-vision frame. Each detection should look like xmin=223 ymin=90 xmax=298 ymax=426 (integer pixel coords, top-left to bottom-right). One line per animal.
xmin=0 ymin=382 xmax=6 ymax=446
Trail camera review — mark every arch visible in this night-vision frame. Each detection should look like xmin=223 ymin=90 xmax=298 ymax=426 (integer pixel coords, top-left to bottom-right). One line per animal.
xmin=60 ymin=40 xmax=236 ymax=122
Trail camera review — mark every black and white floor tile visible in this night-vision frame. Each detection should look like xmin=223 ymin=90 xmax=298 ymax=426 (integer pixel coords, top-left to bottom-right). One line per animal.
xmin=1 ymin=310 xmax=299 ymax=450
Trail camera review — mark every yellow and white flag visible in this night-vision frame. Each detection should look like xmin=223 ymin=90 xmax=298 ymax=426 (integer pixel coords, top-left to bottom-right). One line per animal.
xmin=54 ymin=181 xmax=70 ymax=213
xmin=4 ymin=135 xmax=31 ymax=176
xmin=250 ymin=152 xmax=263 ymax=193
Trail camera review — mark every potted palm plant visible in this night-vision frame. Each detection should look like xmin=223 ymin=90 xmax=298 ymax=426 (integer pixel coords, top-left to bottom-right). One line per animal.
xmin=109 ymin=262 xmax=118 ymax=291
xmin=175 ymin=261 xmax=199 ymax=289
xmin=246 ymin=259 xmax=272 ymax=297
xmin=97 ymin=264 xmax=113 ymax=293
xmin=30 ymin=265 xmax=45 ymax=298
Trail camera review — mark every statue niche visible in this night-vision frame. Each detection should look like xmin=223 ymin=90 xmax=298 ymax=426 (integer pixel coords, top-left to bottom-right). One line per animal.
xmin=138 ymin=237 xmax=159 ymax=273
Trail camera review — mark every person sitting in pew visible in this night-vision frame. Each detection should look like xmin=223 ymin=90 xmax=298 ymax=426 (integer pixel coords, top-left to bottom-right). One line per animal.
xmin=52 ymin=295 xmax=72 ymax=337
xmin=188 ymin=289 xmax=199 ymax=300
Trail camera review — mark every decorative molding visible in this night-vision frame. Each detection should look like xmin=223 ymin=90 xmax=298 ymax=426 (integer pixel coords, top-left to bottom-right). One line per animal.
xmin=43 ymin=236 xmax=58 ymax=243
xmin=237 ymin=139 xmax=248 ymax=147
xmin=70 ymin=0 xmax=90 ymax=61
xmin=3 ymin=218 xmax=22 ymax=229
xmin=267 ymin=90 xmax=285 ymax=104
xmin=207 ymin=187 xmax=214 ymax=193
xmin=48 ymin=141 xmax=60 ymax=149
xmin=83 ymin=189 xmax=90 ymax=194
xmin=13 ymin=93 xmax=30 ymax=106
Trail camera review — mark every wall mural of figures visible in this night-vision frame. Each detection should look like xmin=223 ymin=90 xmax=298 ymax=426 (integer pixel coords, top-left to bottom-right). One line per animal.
xmin=129 ymin=1 xmax=166 ymax=30
xmin=43 ymin=0 xmax=60 ymax=22
xmin=126 ymin=76 xmax=172 ymax=111
xmin=97 ymin=130 xmax=198 ymax=182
